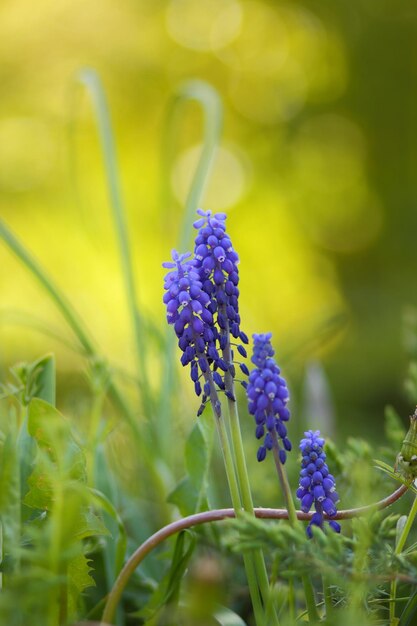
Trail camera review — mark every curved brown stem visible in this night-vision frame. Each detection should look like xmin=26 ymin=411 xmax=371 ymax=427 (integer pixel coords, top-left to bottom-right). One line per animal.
xmin=101 ymin=483 xmax=408 ymax=624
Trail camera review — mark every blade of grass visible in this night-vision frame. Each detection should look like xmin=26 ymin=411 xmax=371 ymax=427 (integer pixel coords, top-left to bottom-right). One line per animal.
xmin=77 ymin=68 xmax=151 ymax=417
xmin=0 ymin=219 xmax=135 ymax=422
xmin=159 ymin=79 xmax=223 ymax=460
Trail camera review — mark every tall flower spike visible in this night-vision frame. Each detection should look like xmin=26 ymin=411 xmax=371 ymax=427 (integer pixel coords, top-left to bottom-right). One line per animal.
xmin=296 ymin=430 xmax=341 ymax=538
xmin=246 ymin=333 xmax=291 ymax=463
xmin=163 ymin=249 xmax=219 ymax=399
xmin=193 ymin=209 xmax=249 ymax=392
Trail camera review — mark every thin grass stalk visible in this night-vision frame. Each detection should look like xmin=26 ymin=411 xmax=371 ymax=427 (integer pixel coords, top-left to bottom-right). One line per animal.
xmin=77 ymin=68 xmax=150 ymax=414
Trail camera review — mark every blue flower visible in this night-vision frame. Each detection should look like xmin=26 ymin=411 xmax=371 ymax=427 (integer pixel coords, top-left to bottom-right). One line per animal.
xmin=163 ymin=249 xmax=219 ymax=398
xmin=246 ymin=333 xmax=291 ymax=463
xmin=193 ymin=209 xmax=248 ymax=390
xmin=296 ymin=430 xmax=341 ymax=538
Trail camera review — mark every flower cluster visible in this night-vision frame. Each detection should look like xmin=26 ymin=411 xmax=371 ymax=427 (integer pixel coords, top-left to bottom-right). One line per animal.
xmin=296 ymin=430 xmax=341 ymax=538
xmin=163 ymin=207 xmax=251 ymax=414
xmin=246 ymin=333 xmax=291 ymax=463
xmin=193 ymin=209 xmax=243 ymax=341
xmin=163 ymin=250 xmax=219 ymax=398
xmin=193 ymin=210 xmax=249 ymax=391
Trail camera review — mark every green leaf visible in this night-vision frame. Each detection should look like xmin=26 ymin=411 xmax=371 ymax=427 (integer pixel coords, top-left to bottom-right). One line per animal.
xmin=374 ymin=459 xmax=417 ymax=494
xmin=88 ymin=487 xmax=127 ymax=576
xmin=169 ymin=411 xmax=214 ymax=516
xmin=184 ymin=411 xmax=214 ymax=512
xmin=72 ymin=506 xmax=110 ymax=542
xmin=399 ymin=588 xmax=417 ymax=626
xmin=24 ymin=399 xmax=87 ymax=511
xmin=396 ymin=516 xmax=408 ymax=547
xmin=0 ymin=415 xmax=21 ymax=569
xmin=67 ymin=552 xmax=96 ymax=619
xmin=68 ymin=552 xmax=95 ymax=593
xmin=133 ymin=530 xmax=196 ymax=621
xmin=28 ymin=399 xmax=86 ymax=478
xmin=385 ymin=405 xmax=405 ymax=449
xmin=31 ymin=354 xmax=56 ymax=406
xmin=9 ymin=354 xmax=56 ymax=406
xmin=213 ymin=606 xmax=248 ymax=626
xmin=167 ymin=476 xmax=199 ymax=517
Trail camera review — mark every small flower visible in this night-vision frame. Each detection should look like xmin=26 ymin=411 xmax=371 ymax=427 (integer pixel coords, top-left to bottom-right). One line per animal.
xmin=246 ymin=333 xmax=291 ymax=463
xmin=296 ymin=430 xmax=341 ymax=538
xmin=163 ymin=249 xmax=219 ymax=397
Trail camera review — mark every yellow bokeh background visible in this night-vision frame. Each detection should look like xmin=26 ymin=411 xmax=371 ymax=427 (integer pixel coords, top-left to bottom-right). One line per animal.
xmin=0 ymin=0 xmax=415 ymax=436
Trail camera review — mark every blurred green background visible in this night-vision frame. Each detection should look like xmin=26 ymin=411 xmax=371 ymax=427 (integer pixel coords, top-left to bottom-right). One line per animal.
xmin=0 ymin=0 xmax=417 ymax=444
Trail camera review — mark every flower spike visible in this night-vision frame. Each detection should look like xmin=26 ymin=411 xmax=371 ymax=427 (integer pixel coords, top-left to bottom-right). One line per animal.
xmin=296 ymin=429 xmax=341 ymax=538
xmin=163 ymin=249 xmax=220 ymax=398
xmin=246 ymin=333 xmax=291 ymax=463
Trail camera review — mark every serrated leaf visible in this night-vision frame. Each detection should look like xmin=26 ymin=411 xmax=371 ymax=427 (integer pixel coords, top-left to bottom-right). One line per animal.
xmin=67 ymin=552 xmax=96 ymax=619
xmin=24 ymin=399 xmax=87 ymax=510
xmin=68 ymin=552 xmax=95 ymax=593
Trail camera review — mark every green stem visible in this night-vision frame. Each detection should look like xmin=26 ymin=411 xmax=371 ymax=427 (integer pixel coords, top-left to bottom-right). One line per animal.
xmin=302 ymin=577 xmax=319 ymax=624
xmin=222 ymin=327 xmax=280 ymax=625
xmin=390 ymin=494 xmax=417 ymax=626
xmin=271 ymin=430 xmax=319 ymax=622
xmin=201 ymin=367 xmax=265 ymax=626
xmin=227 ymin=399 xmax=280 ymax=626
xmin=77 ymin=69 xmax=150 ymax=410
xmin=271 ymin=431 xmax=298 ymax=527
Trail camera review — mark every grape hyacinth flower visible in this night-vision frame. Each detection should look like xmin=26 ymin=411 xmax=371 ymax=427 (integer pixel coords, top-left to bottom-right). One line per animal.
xmin=246 ymin=332 xmax=292 ymax=463
xmin=296 ymin=430 xmax=341 ymax=538
xmin=193 ymin=210 xmax=249 ymax=396
xmin=163 ymin=249 xmax=220 ymax=402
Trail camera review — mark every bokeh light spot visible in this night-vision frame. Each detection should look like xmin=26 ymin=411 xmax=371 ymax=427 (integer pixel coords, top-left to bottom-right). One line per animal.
xmin=171 ymin=144 xmax=249 ymax=210
xmin=166 ymin=0 xmax=242 ymax=52
xmin=219 ymin=2 xmax=346 ymax=124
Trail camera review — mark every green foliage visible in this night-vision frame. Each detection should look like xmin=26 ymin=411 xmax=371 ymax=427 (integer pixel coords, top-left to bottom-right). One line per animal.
xmin=133 ymin=530 xmax=196 ymax=624
xmin=168 ymin=410 xmax=214 ymax=516
xmin=0 ymin=359 xmax=112 ymax=626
